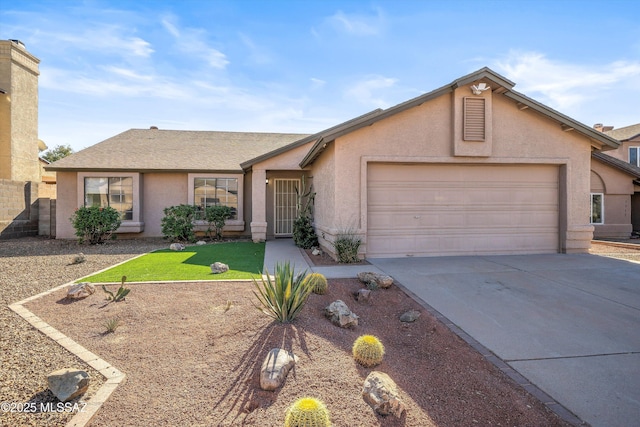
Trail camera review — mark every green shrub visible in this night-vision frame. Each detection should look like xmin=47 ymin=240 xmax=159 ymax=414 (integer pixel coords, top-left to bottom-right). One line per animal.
xmin=352 ymin=335 xmax=385 ymax=367
xmin=284 ymin=397 xmax=331 ymax=427
xmin=293 ymin=175 xmax=318 ymax=249
xmin=303 ymin=273 xmax=328 ymax=295
xmin=252 ymin=262 xmax=312 ymax=322
xmin=161 ymin=204 xmax=198 ymax=242
xmin=293 ymin=216 xmax=318 ymax=249
xmin=334 ymin=231 xmax=362 ymax=263
xmin=203 ymin=205 xmax=233 ymax=240
xmin=70 ymin=206 xmax=121 ymax=245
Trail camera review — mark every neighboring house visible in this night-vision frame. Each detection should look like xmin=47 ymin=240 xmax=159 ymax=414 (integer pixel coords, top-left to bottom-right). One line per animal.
xmin=0 ymin=39 xmax=44 ymax=239
xmin=590 ymin=123 xmax=640 ymax=238
xmin=47 ymin=67 xmax=621 ymax=258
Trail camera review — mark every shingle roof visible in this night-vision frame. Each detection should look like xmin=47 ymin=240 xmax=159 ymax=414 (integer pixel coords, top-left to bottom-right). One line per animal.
xmin=592 ymin=151 xmax=640 ymax=183
xmin=605 ymin=123 xmax=640 ymax=141
xmin=46 ymin=129 xmax=310 ymax=172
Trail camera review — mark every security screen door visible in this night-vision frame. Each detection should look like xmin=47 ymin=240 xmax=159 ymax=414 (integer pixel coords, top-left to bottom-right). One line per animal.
xmin=274 ymin=179 xmax=300 ymax=236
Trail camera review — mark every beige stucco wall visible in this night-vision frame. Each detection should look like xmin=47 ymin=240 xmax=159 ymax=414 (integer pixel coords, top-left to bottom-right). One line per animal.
xmin=248 ymin=142 xmax=314 ymax=241
xmin=311 ymin=86 xmax=595 ymax=256
xmin=591 ymin=161 xmax=634 ymax=238
xmin=57 ymin=170 xmax=258 ymax=240
xmin=601 ymin=138 xmax=640 ymax=163
xmin=55 ymin=172 xmax=78 ymax=239
xmin=0 ymin=41 xmax=40 ymax=182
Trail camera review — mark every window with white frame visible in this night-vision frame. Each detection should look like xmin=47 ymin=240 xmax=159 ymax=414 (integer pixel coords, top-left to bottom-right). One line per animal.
xmin=193 ymin=177 xmax=238 ymax=219
xmin=84 ymin=177 xmax=133 ymax=220
xmin=590 ymin=193 xmax=603 ymax=224
xmin=629 ymin=147 xmax=640 ymax=167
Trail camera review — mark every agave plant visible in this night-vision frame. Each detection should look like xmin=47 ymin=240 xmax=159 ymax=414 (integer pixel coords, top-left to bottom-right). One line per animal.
xmin=252 ymin=262 xmax=312 ymax=322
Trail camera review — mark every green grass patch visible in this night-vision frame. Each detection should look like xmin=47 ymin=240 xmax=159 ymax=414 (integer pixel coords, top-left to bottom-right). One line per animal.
xmin=81 ymin=241 xmax=265 ymax=282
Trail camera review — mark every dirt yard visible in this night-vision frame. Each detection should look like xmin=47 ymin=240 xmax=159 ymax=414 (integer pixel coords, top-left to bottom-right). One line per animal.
xmin=26 ymin=278 xmax=569 ymax=426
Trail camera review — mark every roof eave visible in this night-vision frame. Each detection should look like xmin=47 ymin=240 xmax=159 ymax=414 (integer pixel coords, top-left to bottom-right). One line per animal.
xmin=502 ymin=90 xmax=620 ymax=150
xmin=45 ymin=166 xmax=246 ymax=174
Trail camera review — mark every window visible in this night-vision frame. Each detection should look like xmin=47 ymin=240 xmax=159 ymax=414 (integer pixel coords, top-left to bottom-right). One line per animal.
xmin=590 ymin=193 xmax=603 ymax=224
xmin=630 ymin=147 xmax=640 ymax=167
xmin=193 ymin=177 xmax=238 ymax=219
xmin=84 ymin=177 xmax=133 ymax=220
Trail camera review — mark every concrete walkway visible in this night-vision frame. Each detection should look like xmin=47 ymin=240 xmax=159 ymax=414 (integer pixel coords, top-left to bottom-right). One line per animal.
xmin=370 ymin=254 xmax=640 ymax=427
xmin=264 ymin=238 xmax=385 ymax=278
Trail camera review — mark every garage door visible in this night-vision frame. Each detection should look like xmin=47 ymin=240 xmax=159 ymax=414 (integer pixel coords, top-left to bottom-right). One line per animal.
xmin=367 ymin=163 xmax=559 ymax=257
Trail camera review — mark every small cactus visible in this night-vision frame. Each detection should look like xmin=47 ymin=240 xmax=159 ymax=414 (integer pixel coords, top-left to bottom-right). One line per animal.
xmin=284 ymin=397 xmax=331 ymax=427
xmin=304 ymin=273 xmax=328 ymax=295
xmin=352 ymin=335 xmax=385 ymax=367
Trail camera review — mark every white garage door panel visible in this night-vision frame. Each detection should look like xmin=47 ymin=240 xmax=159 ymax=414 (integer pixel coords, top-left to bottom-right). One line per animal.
xmin=367 ymin=164 xmax=559 ymax=257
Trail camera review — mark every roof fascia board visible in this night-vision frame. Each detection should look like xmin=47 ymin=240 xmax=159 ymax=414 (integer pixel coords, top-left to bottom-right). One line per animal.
xmin=592 ymin=152 xmax=640 ymax=178
xmin=44 ymin=167 xmax=245 ymax=174
xmin=502 ymin=90 xmax=620 ymax=150
xmin=300 ymin=67 xmax=517 ymax=168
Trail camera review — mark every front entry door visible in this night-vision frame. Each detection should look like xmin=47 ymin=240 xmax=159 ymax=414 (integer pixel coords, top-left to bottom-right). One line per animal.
xmin=274 ymin=179 xmax=300 ymax=236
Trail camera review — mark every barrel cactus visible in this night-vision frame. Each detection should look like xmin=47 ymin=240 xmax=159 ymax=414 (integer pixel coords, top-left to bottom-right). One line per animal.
xmin=303 ymin=273 xmax=328 ymax=295
xmin=284 ymin=397 xmax=331 ymax=427
xmin=352 ymin=335 xmax=385 ymax=367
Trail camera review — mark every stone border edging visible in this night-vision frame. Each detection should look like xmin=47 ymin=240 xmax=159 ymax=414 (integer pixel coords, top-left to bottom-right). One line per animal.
xmin=393 ymin=280 xmax=586 ymax=427
xmin=9 ymin=280 xmax=126 ymax=427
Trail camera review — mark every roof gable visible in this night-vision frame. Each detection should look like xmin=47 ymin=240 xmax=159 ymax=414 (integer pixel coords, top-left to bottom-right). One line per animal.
xmin=300 ymin=67 xmax=620 ymax=167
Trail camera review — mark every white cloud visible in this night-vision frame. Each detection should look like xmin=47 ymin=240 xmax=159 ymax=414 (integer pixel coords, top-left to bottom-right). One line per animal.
xmin=329 ymin=8 xmax=385 ymax=36
xmin=161 ymin=15 xmax=229 ymax=69
xmin=310 ymin=78 xmax=326 ymax=89
xmin=345 ymin=75 xmax=398 ymax=107
xmin=493 ymin=51 xmax=640 ymax=110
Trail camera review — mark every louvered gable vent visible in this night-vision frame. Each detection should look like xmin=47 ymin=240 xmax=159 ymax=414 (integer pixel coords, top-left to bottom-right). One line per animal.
xmin=463 ymin=97 xmax=485 ymax=141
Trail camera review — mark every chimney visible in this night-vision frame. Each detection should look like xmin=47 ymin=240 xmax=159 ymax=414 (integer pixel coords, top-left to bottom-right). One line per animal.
xmin=593 ymin=123 xmax=603 ymax=132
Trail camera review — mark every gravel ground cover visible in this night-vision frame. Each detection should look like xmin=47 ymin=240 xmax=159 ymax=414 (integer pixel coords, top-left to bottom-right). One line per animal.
xmin=0 ymin=237 xmax=164 ymax=427
xmin=1 ymin=236 xmax=638 ymax=426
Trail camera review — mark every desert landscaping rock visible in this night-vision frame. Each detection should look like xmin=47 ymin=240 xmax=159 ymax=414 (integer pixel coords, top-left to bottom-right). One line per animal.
xmin=196 ymin=240 xmax=206 ymax=245
xmin=400 ymin=310 xmax=421 ymax=323
xmin=169 ymin=243 xmax=185 ymax=251
xmin=311 ymin=248 xmax=321 ymax=256
xmin=70 ymin=253 xmax=85 ymax=264
xmin=362 ymin=371 xmax=407 ymax=418
xmin=210 ymin=262 xmax=229 ymax=274
xmin=324 ymin=300 xmax=359 ymax=328
xmin=357 ymin=271 xmax=394 ymax=289
xmin=66 ymin=282 xmax=96 ymax=300
xmin=354 ymin=288 xmax=371 ymax=303
xmin=47 ymin=368 xmax=90 ymax=403
xmin=260 ymin=348 xmax=298 ymax=391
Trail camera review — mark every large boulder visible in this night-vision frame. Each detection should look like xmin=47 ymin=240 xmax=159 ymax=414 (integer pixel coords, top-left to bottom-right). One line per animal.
xmin=362 ymin=371 xmax=406 ymax=418
xmin=260 ymin=348 xmax=298 ymax=391
xmin=324 ymin=300 xmax=358 ymax=328
xmin=47 ymin=368 xmax=90 ymax=402
xmin=210 ymin=262 xmax=229 ymax=274
xmin=66 ymin=283 xmax=95 ymax=300
xmin=357 ymin=272 xmax=394 ymax=289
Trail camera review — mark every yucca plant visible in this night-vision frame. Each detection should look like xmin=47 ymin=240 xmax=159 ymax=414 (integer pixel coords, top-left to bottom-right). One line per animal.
xmin=252 ymin=262 xmax=312 ymax=322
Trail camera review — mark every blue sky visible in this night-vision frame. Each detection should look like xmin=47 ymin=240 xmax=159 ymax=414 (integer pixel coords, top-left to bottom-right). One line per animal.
xmin=2 ymin=0 xmax=639 ymax=152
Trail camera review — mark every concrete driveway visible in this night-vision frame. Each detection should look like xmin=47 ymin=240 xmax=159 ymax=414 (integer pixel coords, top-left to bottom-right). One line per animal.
xmin=370 ymin=254 xmax=640 ymax=427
